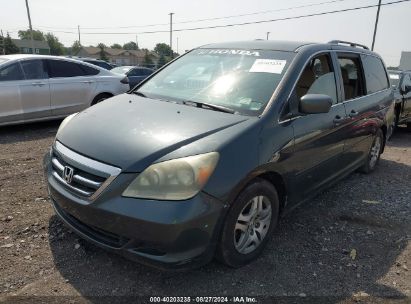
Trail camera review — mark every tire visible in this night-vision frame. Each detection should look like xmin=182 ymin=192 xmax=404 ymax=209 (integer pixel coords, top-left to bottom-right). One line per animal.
xmin=407 ymin=123 xmax=411 ymax=131
xmin=216 ymin=178 xmax=280 ymax=268
xmin=358 ymin=129 xmax=384 ymax=174
xmin=91 ymin=93 xmax=111 ymax=106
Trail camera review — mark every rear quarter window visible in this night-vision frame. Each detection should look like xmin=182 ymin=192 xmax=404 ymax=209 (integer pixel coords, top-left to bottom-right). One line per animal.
xmin=47 ymin=60 xmax=86 ymax=78
xmin=361 ymin=55 xmax=389 ymax=94
xmin=80 ymin=64 xmax=100 ymax=76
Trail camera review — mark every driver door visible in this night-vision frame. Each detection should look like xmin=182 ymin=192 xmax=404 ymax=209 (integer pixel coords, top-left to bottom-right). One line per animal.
xmin=287 ymin=52 xmax=349 ymax=202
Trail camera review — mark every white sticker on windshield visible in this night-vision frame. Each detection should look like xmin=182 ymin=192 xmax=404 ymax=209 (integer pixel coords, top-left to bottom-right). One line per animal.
xmin=389 ymin=74 xmax=400 ymax=79
xmin=249 ymin=59 xmax=287 ymax=74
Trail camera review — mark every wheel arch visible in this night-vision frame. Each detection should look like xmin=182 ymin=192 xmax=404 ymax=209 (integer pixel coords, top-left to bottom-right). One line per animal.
xmin=91 ymin=92 xmax=114 ymax=106
xmin=226 ymin=170 xmax=288 ymax=214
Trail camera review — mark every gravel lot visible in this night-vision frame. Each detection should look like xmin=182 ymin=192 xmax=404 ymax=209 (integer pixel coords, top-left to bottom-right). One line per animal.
xmin=0 ymin=120 xmax=410 ymax=303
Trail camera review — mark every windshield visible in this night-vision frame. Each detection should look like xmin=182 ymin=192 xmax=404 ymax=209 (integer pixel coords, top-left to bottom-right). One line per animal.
xmin=389 ymin=72 xmax=401 ymax=87
xmin=111 ymin=66 xmax=132 ymax=75
xmin=136 ymin=49 xmax=295 ymax=116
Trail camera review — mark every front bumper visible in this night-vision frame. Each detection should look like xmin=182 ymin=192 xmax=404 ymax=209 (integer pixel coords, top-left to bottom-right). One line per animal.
xmin=44 ymin=150 xmax=225 ymax=270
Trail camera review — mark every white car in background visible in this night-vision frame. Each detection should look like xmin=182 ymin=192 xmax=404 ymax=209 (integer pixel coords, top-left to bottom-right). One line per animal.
xmin=0 ymin=54 xmax=129 ymax=126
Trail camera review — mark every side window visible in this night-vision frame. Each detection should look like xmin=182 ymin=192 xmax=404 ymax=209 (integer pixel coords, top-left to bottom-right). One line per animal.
xmin=128 ymin=68 xmax=141 ymax=77
xmin=80 ymin=64 xmax=100 ymax=76
xmin=0 ymin=63 xmax=24 ymax=81
xmin=20 ymin=60 xmax=48 ymax=80
xmin=47 ymin=60 xmax=86 ymax=78
xmin=144 ymin=69 xmax=153 ymax=76
xmin=337 ymin=55 xmax=365 ymax=100
xmin=295 ymin=53 xmax=338 ymax=104
xmin=361 ymin=55 xmax=389 ymax=94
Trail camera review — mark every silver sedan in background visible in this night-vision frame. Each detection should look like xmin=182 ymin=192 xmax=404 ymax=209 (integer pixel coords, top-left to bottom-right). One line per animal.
xmin=0 ymin=55 xmax=130 ymax=126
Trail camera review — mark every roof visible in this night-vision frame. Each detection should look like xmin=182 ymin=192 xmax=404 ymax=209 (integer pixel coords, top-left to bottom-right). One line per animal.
xmin=199 ymin=40 xmax=315 ymax=52
xmin=198 ymin=40 xmax=378 ymax=55
xmin=12 ymin=39 xmax=50 ymax=50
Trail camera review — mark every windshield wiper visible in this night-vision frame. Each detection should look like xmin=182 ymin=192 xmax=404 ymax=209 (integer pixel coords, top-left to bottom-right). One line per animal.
xmin=181 ymin=100 xmax=235 ymax=114
xmin=132 ymin=91 xmax=147 ymax=98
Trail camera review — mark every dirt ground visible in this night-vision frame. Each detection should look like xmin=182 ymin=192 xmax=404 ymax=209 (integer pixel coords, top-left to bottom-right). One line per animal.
xmin=0 ymin=120 xmax=410 ymax=303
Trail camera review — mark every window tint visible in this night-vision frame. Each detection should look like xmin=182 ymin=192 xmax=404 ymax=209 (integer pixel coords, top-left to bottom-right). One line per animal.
xmin=143 ymin=68 xmax=153 ymax=76
xmin=337 ymin=56 xmax=364 ymax=100
xmin=21 ymin=60 xmax=48 ymax=80
xmin=48 ymin=60 xmax=85 ymax=78
xmin=0 ymin=63 xmax=24 ymax=81
xmin=80 ymin=64 xmax=100 ymax=76
xmin=128 ymin=68 xmax=143 ymax=77
xmin=296 ymin=53 xmax=338 ymax=104
xmin=361 ymin=55 xmax=389 ymax=94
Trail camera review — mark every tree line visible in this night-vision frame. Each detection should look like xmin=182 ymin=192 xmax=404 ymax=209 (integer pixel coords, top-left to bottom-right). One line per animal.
xmin=1 ymin=29 xmax=177 ymax=67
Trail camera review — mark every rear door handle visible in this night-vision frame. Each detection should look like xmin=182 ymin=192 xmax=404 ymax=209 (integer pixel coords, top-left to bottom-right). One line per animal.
xmin=349 ymin=110 xmax=359 ymax=118
xmin=82 ymin=80 xmax=94 ymax=84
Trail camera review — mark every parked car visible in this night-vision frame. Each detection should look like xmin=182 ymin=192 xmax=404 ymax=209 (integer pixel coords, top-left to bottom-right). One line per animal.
xmin=111 ymin=66 xmax=154 ymax=88
xmin=44 ymin=40 xmax=394 ymax=270
xmin=70 ymin=57 xmax=116 ymax=70
xmin=388 ymin=70 xmax=411 ymax=129
xmin=0 ymin=54 xmax=129 ymax=126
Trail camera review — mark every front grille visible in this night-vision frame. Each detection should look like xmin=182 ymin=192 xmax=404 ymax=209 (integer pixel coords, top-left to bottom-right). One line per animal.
xmin=50 ymin=141 xmax=121 ymax=200
xmin=54 ymin=201 xmax=129 ymax=248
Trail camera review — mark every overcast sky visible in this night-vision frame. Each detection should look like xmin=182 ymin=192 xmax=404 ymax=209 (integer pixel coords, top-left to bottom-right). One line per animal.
xmin=1 ymin=0 xmax=410 ymax=66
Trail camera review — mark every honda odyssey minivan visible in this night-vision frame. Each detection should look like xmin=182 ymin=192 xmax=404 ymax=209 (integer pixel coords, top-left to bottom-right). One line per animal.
xmin=44 ymin=40 xmax=394 ymax=269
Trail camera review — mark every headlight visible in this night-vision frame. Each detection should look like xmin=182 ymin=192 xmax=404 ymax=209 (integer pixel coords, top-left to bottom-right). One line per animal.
xmin=56 ymin=113 xmax=78 ymax=136
xmin=123 ymin=152 xmax=219 ymax=200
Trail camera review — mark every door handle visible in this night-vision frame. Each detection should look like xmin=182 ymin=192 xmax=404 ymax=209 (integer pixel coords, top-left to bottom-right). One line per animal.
xmin=31 ymin=82 xmax=45 ymax=86
xmin=333 ymin=115 xmax=345 ymax=124
xmin=349 ymin=110 xmax=359 ymax=118
xmin=82 ymin=80 xmax=94 ymax=84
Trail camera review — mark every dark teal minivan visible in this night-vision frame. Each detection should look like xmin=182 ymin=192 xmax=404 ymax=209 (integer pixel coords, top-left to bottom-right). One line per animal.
xmin=44 ymin=40 xmax=394 ymax=269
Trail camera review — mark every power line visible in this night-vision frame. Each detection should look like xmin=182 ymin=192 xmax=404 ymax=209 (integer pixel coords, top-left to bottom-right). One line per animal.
xmin=32 ymin=0 xmax=357 ymax=31
xmin=50 ymin=0 xmax=408 ymax=35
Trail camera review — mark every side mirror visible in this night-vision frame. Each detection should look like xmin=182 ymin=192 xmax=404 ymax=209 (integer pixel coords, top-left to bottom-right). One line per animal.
xmin=299 ymin=94 xmax=333 ymax=114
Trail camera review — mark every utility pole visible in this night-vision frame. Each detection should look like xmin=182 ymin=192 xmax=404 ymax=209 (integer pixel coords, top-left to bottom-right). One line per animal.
xmin=77 ymin=25 xmax=81 ymax=45
xmin=169 ymin=12 xmax=174 ymax=58
xmin=176 ymin=37 xmax=179 ymax=55
xmin=266 ymin=32 xmax=270 ymax=40
xmin=24 ymin=0 xmax=35 ymax=54
xmin=1 ymin=30 xmax=5 ymax=55
xmin=371 ymin=0 xmax=382 ymax=51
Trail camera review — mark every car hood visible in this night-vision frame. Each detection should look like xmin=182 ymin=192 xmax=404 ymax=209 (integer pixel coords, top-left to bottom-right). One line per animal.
xmin=56 ymin=94 xmax=250 ymax=172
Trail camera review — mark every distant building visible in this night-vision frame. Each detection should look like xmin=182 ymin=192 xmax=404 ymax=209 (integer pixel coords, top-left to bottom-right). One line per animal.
xmin=12 ymin=39 xmax=50 ymax=55
xmin=399 ymin=51 xmax=411 ymax=70
xmin=77 ymin=47 xmax=158 ymax=67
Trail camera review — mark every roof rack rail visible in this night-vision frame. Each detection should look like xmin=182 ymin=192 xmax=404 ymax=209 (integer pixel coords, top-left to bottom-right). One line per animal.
xmin=328 ymin=40 xmax=369 ymax=50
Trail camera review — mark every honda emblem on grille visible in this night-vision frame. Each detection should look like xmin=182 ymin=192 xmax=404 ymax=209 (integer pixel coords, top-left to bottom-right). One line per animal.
xmin=63 ymin=166 xmax=74 ymax=184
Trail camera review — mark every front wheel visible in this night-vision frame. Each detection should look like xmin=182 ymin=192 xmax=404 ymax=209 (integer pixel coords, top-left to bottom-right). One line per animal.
xmin=216 ymin=178 xmax=279 ymax=268
xmin=359 ymin=129 xmax=383 ymax=174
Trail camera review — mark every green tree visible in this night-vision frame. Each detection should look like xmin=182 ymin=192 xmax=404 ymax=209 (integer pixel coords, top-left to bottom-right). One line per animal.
xmin=157 ymin=55 xmax=167 ymax=68
xmin=71 ymin=40 xmax=81 ymax=55
xmin=97 ymin=43 xmax=108 ymax=61
xmin=18 ymin=29 xmax=45 ymax=41
xmin=142 ymin=50 xmax=154 ymax=66
xmin=154 ymin=43 xmax=172 ymax=57
xmin=1 ymin=33 xmax=19 ymax=54
xmin=123 ymin=41 xmax=138 ymax=50
xmin=110 ymin=43 xmax=122 ymax=49
xmin=44 ymin=33 xmax=64 ymax=55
